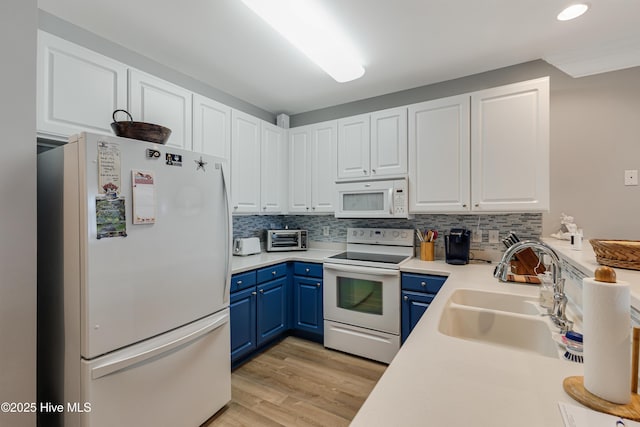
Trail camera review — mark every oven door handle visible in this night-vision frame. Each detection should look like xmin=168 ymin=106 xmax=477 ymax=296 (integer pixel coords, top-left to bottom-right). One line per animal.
xmin=323 ymin=263 xmax=400 ymax=276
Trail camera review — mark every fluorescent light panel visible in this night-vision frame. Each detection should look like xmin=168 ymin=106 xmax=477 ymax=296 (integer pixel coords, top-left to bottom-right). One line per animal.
xmin=557 ymin=3 xmax=590 ymax=21
xmin=240 ymin=0 xmax=365 ymax=83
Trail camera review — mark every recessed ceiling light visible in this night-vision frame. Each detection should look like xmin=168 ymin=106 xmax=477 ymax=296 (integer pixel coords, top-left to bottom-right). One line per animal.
xmin=240 ymin=0 xmax=365 ymax=83
xmin=557 ymin=3 xmax=590 ymax=21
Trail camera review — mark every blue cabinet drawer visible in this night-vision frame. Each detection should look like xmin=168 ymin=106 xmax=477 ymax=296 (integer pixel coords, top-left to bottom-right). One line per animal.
xmin=293 ymin=262 xmax=322 ymax=278
xmin=401 ymin=273 xmax=447 ymax=294
xmin=230 ymin=271 xmax=257 ymax=293
xmin=256 ymin=263 xmax=288 ymax=284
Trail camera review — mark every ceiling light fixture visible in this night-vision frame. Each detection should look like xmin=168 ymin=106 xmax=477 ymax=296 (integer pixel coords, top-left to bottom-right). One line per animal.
xmin=240 ymin=0 xmax=365 ymax=83
xmin=557 ymin=3 xmax=590 ymax=21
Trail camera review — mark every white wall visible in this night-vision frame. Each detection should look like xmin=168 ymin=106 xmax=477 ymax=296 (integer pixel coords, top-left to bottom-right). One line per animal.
xmin=0 ymin=1 xmax=37 ymax=426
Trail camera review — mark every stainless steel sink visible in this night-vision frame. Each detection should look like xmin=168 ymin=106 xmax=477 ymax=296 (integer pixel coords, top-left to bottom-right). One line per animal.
xmin=449 ymin=289 xmax=541 ymax=315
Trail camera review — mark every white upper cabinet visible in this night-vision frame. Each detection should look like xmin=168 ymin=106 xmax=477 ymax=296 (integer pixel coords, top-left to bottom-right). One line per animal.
xmin=337 ymin=107 xmax=407 ymax=181
xmin=231 ymin=110 xmax=261 ymax=214
xmin=37 ymin=31 xmax=127 ymax=140
xmin=129 ymin=69 xmax=192 ymax=150
xmin=289 ymin=121 xmax=338 ymax=213
xmin=260 ymin=122 xmax=287 ymax=214
xmin=408 ymin=95 xmax=471 ymax=213
xmin=370 ymin=108 xmax=408 ymax=178
xmin=408 ymin=77 xmax=549 ymax=213
xmin=337 ymin=114 xmax=370 ymax=180
xmin=288 ymin=127 xmax=312 ymax=213
xmin=192 ymin=94 xmax=231 ymax=160
xmin=471 ymin=77 xmax=549 ymax=212
xmin=310 ymin=121 xmax=338 ymax=213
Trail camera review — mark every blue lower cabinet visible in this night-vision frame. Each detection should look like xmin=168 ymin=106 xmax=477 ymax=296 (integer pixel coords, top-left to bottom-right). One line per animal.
xmin=230 ymin=286 xmax=257 ymax=362
xmin=292 ymin=276 xmax=323 ymax=335
xmin=401 ymin=290 xmax=434 ymax=343
xmin=230 ymin=262 xmax=324 ymax=364
xmin=256 ymin=277 xmax=288 ymax=346
xmin=401 ymin=273 xmax=446 ymax=344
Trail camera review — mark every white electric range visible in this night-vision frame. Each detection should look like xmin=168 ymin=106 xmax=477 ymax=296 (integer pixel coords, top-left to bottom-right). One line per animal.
xmin=323 ymin=228 xmax=414 ymax=363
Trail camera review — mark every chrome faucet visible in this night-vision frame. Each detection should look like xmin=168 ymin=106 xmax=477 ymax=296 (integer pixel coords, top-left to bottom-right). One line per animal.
xmin=494 ymin=240 xmax=572 ymax=332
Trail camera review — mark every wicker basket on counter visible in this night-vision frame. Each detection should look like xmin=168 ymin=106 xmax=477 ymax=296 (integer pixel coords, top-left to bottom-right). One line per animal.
xmin=589 ymin=239 xmax=640 ymax=271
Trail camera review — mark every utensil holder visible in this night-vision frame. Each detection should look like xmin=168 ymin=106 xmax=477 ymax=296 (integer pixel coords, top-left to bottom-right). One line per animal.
xmin=420 ymin=242 xmax=434 ymax=261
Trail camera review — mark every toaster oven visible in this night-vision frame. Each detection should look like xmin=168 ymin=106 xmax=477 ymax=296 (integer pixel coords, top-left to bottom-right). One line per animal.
xmin=266 ymin=229 xmax=308 ymax=252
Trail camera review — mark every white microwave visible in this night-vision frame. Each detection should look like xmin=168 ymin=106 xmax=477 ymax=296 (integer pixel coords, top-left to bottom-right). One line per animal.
xmin=335 ymin=178 xmax=412 ymax=218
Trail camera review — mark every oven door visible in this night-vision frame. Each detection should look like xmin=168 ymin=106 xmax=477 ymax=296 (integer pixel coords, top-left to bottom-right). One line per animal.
xmin=323 ymin=263 xmax=400 ymax=334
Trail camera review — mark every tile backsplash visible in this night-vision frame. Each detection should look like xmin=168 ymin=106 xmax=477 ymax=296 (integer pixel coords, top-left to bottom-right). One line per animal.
xmin=233 ymin=213 xmax=542 ymax=261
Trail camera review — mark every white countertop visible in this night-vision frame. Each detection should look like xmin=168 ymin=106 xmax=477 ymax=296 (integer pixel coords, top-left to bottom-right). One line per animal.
xmin=231 ymin=248 xmax=341 ymax=274
xmin=231 ymin=244 xmax=640 ymax=426
xmin=351 ymin=260 xmax=585 ymax=427
xmin=543 ymin=237 xmax=640 ymax=309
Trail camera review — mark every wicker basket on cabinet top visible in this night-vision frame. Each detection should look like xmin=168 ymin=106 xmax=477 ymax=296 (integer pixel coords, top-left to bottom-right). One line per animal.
xmin=590 ymin=239 xmax=640 ymax=271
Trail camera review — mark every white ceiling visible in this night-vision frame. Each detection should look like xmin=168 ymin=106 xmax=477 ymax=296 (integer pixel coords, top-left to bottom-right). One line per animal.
xmin=38 ymin=0 xmax=640 ymax=115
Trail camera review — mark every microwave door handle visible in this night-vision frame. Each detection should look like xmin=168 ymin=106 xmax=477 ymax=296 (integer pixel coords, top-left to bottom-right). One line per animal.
xmin=389 ymin=188 xmax=394 ymax=215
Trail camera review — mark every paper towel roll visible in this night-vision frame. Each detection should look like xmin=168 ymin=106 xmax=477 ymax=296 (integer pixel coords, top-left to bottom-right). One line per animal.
xmin=583 ymin=277 xmax=631 ymax=404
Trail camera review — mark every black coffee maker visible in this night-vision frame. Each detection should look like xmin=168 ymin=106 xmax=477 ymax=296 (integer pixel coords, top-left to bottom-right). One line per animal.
xmin=445 ymin=228 xmax=471 ymax=265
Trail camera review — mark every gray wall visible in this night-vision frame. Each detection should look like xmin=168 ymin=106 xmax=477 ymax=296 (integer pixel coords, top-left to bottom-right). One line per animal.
xmin=291 ymin=61 xmax=640 ymax=241
xmin=0 ymin=0 xmax=37 ymax=426
xmin=38 ymin=10 xmax=276 ymax=124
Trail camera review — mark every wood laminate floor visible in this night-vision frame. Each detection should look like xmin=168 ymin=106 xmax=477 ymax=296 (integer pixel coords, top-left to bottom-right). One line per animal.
xmin=203 ymin=337 xmax=386 ymax=427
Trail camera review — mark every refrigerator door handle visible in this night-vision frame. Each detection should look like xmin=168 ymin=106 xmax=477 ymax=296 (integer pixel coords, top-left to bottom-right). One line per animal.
xmin=220 ymin=161 xmax=232 ymax=304
xmin=90 ymin=311 xmax=229 ymax=380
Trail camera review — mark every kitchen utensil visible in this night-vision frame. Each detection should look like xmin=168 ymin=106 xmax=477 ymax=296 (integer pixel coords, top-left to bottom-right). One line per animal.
xmin=563 ymin=331 xmax=584 ymax=363
xmin=110 ymin=109 xmax=172 ymax=145
xmin=563 ymin=344 xmax=584 ymax=363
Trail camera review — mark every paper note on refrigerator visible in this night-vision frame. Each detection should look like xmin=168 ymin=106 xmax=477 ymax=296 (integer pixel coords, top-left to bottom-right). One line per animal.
xmin=132 ymin=170 xmax=156 ymax=224
xmin=98 ymin=141 xmax=121 ymax=195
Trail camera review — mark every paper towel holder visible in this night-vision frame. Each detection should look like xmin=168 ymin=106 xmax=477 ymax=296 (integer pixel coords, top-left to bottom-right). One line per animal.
xmin=563 ymin=327 xmax=640 ymax=420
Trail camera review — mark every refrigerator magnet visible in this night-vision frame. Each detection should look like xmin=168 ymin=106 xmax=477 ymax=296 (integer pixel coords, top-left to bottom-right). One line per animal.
xmin=132 ymin=170 xmax=156 ymax=224
xmin=95 ymin=196 xmax=127 ymax=239
xmin=165 ymin=153 xmax=182 ymax=167
xmin=97 ymin=141 xmax=122 ymax=196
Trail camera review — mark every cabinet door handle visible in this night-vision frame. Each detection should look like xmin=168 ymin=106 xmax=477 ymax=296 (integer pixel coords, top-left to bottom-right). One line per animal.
xmin=316 ymin=283 xmax=321 ymax=288
xmin=237 ymin=280 xmax=243 ymax=285
xmin=272 ymin=271 xmax=276 ymax=276
xmin=259 ymin=289 xmax=264 ymax=294
xmin=312 ymin=206 xmax=316 ymax=210
xmin=305 ymin=268 xmax=310 ymax=273
xmin=306 ymin=206 xmax=309 ymax=210
xmin=403 ymin=295 xmax=409 ymax=301
xmin=234 ymin=206 xmax=238 ymax=210
xmin=372 ymin=169 xmax=376 ymax=174
xmin=263 ymin=206 xmax=267 ymax=210
xmin=421 ymin=281 xmax=426 ymax=287
xmin=251 ymin=291 xmax=257 ymax=296
xmin=462 ymin=204 xmax=467 ymax=208
xmin=475 ymin=203 xmax=479 ymax=207
xmin=363 ymin=169 xmax=367 ymax=174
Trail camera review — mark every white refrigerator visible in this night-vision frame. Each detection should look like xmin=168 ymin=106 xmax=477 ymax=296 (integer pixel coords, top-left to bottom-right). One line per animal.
xmin=37 ymin=132 xmax=232 ymax=426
